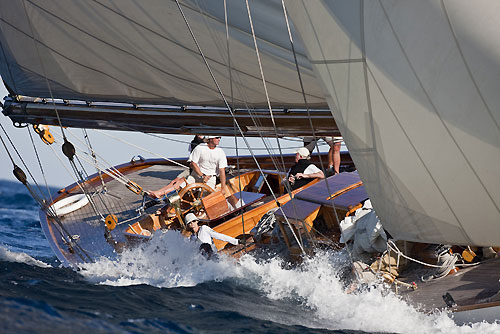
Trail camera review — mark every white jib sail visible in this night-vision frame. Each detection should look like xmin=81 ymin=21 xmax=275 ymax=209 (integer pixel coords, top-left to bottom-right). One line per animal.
xmin=286 ymin=0 xmax=500 ymax=246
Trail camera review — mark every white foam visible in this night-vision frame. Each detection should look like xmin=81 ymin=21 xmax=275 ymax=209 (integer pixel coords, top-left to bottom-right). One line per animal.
xmin=79 ymin=230 xmax=242 ymax=287
xmin=237 ymin=250 xmax=500 ymax=334
xmin=0 ymin=245 xmax=51 ymax=268
xmin=78 ymin=235 xmax=500 ymax=333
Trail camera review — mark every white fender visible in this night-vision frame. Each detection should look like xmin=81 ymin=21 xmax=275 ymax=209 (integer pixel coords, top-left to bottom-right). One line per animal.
xmin=50 ymin=194 xmax=89 ymax=217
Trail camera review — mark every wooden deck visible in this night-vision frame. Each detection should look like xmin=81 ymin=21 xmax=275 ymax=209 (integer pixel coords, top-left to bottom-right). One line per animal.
xmin=399 ymin=257 xmax=500 ymax=312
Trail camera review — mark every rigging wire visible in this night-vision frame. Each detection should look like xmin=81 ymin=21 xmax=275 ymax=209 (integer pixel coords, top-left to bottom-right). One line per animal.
xmin=280 ymin=0 xmax=343 ymax=247
xmin=92 ymin=129 xmax=189 ymax=170
xmin=187 ymin=0 xmax=292 ymax=174
xmin=83 ymin=128 xmax=107 ymax=191
xmin=244 ymin=0 xmax=288 ymax=175
xmin=223 ymin=0 xmax=246 ymax=248
xmin=21 ymin=0 xmax=67 ymax=141
xmin=0 ymin=123 xmax=91 ymax=263
xmin=174 ymin=0 xmax=306 ymax=254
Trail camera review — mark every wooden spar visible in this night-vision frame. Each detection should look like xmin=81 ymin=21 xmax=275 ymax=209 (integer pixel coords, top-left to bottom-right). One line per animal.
xmin=2 ymin=98 xmax=339 ymax=137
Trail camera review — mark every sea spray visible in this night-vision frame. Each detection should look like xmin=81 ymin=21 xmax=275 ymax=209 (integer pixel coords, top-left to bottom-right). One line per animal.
xmin=237 ymin=249 xmax=500 ymax=334
xmin=76 ymin=232 xmax=500 ymax=333
xmin=79 ymin=230 xmax=241 ymax=287
xmin=0 ymin=245 xmax=51 ymax=268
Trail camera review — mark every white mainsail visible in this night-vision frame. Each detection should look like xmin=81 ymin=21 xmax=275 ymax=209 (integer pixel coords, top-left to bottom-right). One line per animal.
xmin=0 ymin=0 xmax=325 ymax=108
xmin=286 ymin=0 xmax=500 ymax=246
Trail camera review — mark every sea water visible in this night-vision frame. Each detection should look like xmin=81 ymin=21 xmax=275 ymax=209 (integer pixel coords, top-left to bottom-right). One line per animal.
xmin=0 ymin=180 xmax=499 ymax=334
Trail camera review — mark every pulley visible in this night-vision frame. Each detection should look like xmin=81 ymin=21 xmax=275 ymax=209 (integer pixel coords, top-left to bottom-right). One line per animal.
xmin=126 ymin=180 xmax=143 ymax=195
xmin=13 ymin=165 xmax=27 ymax=184
xmin=62 ymin=139 xmax=75 ymax=160
xmin=105 ymin=214 xmax=118 ymax=230
xmin=33 ymin=124 xmax=54 ymax=145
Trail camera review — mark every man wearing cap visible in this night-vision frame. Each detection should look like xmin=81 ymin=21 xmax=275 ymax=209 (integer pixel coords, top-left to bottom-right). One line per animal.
xmin=187 ymin=136 xmax=228 ymax=194
xmin=287 ymin=147 xmax=325 ymax=191
xmin=185 ymin=213 xmax=240 ymax=258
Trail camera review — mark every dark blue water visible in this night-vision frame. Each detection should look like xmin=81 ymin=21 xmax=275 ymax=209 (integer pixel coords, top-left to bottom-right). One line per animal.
xmin=0 ymin=180 xmax=358 ymax=333
xmin=1 ymin=180 xmax=496 ymax=334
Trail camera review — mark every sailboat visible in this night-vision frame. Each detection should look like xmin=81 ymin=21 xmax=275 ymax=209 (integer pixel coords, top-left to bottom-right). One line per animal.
xmin=1 ymin=0 xmax=499 ymax=324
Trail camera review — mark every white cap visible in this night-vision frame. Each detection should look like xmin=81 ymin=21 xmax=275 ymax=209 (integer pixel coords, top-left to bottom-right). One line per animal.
xmin=295 ymin=147 xmax=310 ymax=158
xmin=206 ymin=135 xmax=221 ymax=139
xmin=185 ymin=213 xmax=199 ymax=225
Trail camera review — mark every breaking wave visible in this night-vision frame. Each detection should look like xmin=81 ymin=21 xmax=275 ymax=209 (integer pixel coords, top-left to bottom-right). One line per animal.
xmin=0 ymin=245 xmax=51 ymax=268
xmin=79 ymin=230 xmax=500 ymax=334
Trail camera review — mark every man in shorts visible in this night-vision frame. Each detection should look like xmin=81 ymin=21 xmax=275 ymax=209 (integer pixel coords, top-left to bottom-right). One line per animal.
xmin=146 ymin=136 xmax=228 ymax=198
xmin=303 ymin=136 xmax=343 ymax=175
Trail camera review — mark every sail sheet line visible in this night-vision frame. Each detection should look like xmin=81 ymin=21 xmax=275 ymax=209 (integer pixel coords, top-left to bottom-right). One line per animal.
xmin=378 ymin=1 xmax=500 ymax=238
xmin=93 ymin=129 xmax=189 ymax=170
xmin=56 ymin=129 xmax=135 ymax=187
xmin=0 ymin=10 xmax=18 ymax=93
xmin=26 ymin=125 xmax=58 ymax=211
xmin=23 ymin=0 xmax=116 ymax=222
xmin=0 ymin=121 xmax=47 ymax=201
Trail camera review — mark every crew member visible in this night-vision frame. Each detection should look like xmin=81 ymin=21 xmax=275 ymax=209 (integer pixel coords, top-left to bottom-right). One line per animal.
xmin=288 ymin=147 xmax=324 ymax=191
xmin=185 ymin=213 xmax=240 ymax=258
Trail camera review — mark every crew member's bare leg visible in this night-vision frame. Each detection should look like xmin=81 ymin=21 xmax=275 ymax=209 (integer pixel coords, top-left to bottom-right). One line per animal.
xmin=332 ymin=142 xmax=341 ymax=174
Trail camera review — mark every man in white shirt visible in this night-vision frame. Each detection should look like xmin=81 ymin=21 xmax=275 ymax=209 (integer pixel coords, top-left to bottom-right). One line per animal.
xmin=287 ymin=147 xmax=325 ymax=191
xmin=146 ymin=135 xmax=228 ymax=198
xmin=186 ymin=136 xmax=228 ymax=194
xmin=185 ymin=213 xmax=239 ymax=258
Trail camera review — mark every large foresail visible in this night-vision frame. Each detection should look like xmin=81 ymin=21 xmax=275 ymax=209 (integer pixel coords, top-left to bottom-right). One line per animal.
xmin=287 ymin=1 xmax=500 ymax=246
xmin=0 ymin=0 xmax=325 ymax=108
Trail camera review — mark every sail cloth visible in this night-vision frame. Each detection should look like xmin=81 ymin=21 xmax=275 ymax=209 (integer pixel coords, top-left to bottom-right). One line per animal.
xmin=286 ymin=1 xmax=500 ymax=246
xmin=0 ymin=0 xmax=326 ymax=108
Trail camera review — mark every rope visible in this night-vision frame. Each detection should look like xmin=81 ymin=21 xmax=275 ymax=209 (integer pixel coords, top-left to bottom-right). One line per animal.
xmin=93 ymin=129 xmax=189 ymax=170
xmin=279 ymin=0 xmax=344 ymax=244
xmin=21 ymin=0 xmax=67 ymax=141
xmin=83 ymin=128 xmax=107 ymax=191
xmin=175 ymin=0 xmax=306 ymax=254
xmin=244 ymin=0 xmax=288 ymax=175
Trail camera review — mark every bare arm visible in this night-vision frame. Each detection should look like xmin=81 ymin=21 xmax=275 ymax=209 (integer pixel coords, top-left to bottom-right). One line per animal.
xmin=190 ymin=161 xmax=203 ymax=177
xmin=295 ymin=170 xmax=325 ymax=179
xmin=219 ymin=167 xmax=229 ymax=195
